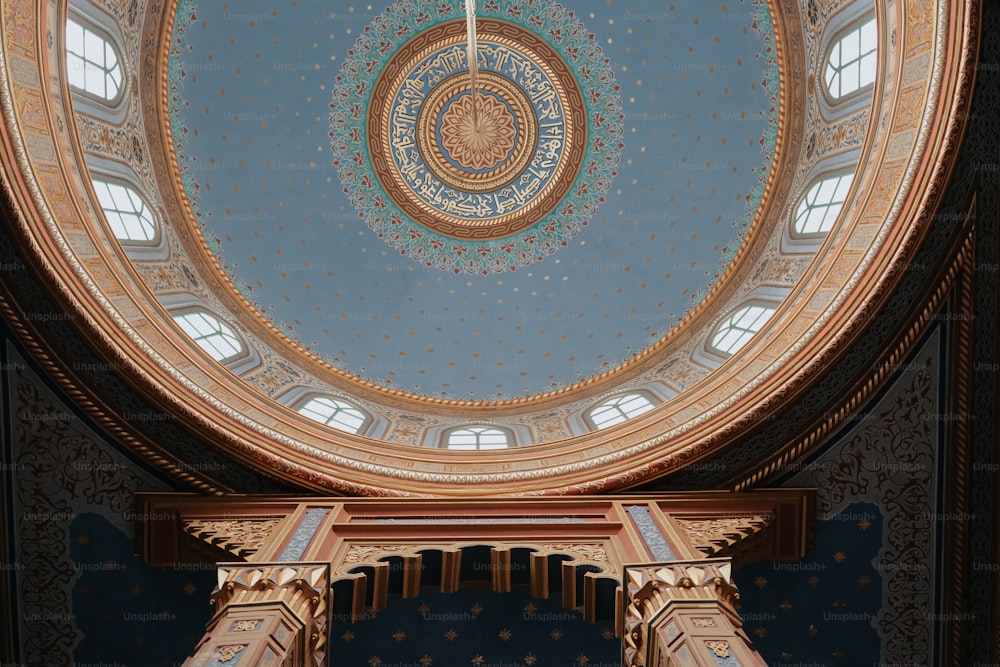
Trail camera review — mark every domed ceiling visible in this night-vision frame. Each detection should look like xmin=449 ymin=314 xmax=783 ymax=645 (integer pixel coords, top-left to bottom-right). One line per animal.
xmin=0 ymin=0 xmax=973 ymax=494
xmin=169 ymin=0 xmax=778 ymax=400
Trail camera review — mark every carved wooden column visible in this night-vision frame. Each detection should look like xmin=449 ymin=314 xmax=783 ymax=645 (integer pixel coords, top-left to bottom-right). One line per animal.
xmin=184 ymin=563 xmax=329 ymax=667
xmin=623 ymin=559 xmax=766 ymax=667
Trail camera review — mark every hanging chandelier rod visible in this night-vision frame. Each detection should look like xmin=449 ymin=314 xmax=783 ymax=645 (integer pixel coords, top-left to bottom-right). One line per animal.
xmin=465 ymin=0 xmax=480 ymax=127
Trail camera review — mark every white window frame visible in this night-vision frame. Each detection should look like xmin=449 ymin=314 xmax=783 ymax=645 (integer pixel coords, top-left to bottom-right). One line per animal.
xmin=791 ymin=171 xmax=855 ymax=237
xmin=91 ymin=177 xmax=159 ymax=244
xmin=443 ymin=425 xmax=513 ymax=450
xmin=585 ymin=392 xmax=657 ymax=431
xmin=823 ymin=16 xmax=878 ymax=102
xmin=65 ymin=15 xmax=125 ymax=105
xmin=296 ymin=395 xmax=370 ymax=434
xmin=708 ymin=302 xmax=777 ymax=357
xmin=172 ymin=309 xmax=245 ymax=363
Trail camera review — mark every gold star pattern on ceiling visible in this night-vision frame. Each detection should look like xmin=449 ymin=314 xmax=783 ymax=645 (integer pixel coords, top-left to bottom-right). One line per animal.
xmin=498 ymin=628 xmax=512 ymax=641
xmin=524 ymin=654 xmax=537 ymax=666
xmin=392 ymin=630 xmax=406 ymax=643
xmin=444 ymin=629 xmax=459 ymax=641
xmin=419 ymin=656 xmax=433 ymax=666
xmin=833 ymin=551 xmax=846 ymax=563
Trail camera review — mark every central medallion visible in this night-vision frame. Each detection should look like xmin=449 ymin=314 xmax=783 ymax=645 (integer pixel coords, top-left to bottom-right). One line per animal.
xmin=331 ymin=1 xmax=623 ymax=274
xmin=439 ymin=93 xmax=516 ymax=171
xmin=420 ymin=71 xmax=536 ymax=192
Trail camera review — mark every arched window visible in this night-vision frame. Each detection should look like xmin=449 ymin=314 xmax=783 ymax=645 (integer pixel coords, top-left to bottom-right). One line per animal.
xmin=824 ymin=17 xmax=877 ymax=100
xmin=92 ymin=178 xmax=158 ymax=243
xmin=587 ymin=392 xmax=656 ymax=430
xmin=445 ymin=426 xmax=511 ymax=450
xmin=297 ymin=396 xmax=369 ymax=434
xmin=793 ymin=173 xmax=854 ymax=236
xmin=709 ymin=303 xmax=776 ymax=356
xmin=65 ymin=17 xmax=124 ymax=102
xmin=173 ymin=310 xmax=244 ymax=362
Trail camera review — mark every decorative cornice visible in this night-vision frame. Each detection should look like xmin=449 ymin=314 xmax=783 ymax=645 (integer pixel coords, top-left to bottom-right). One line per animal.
xmin=183 ymin=518 xmax=283 ymax=560
xmin=674 ymin=515 xmax=771 ymax=561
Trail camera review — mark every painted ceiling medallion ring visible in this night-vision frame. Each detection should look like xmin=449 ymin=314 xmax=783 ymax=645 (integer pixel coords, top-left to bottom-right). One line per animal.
xmin=421 ymin=70 xmax=536 ymax=192
xmin=330 ymin=0 xmax=623 ymax=274
xmin=375 ymin=21 xmax=579 ymax=237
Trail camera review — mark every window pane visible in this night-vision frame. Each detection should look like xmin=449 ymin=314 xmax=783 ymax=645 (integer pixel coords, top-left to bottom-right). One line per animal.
xmin=588 ymin=392 xmax=655 ymax=430
xmin=711 ymin=304 xmax=776 ymax=356
xmin=65 ymin=18 xmax=124 ymax=102
xmin=446 ymin=426 xmax=510 ymax=449
xmin=824 ymin=18 xmax=877 ymax=100
xmin=173 ymin=311 xmax=243 ymax=362
xmin=794 ymin=173 xmax=854 ymax=236
xmin=93 ymin=179 xmax=157 ymax=242
xmin=297 ymin=396 xmax=368 ymax=434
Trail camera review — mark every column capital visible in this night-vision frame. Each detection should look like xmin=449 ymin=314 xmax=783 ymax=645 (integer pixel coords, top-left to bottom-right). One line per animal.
xmin=623 ymin=558 xmax=765 ymax=667
xmin=186 ymin=563 xmax=330 ymax=667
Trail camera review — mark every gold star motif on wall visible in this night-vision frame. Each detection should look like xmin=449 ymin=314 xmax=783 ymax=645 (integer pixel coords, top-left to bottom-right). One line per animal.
xmin=858 ymin=575 xmax=871 ymax=586
xmin=392 ymin=630 xmax=406 ymax=643
xmin=576 ymin=654 xmax=589 ymax=664
xmin=470 ymin=602 xmax=484 ymax=616
xmin=754 ymin=575 xmax=768 ymax=588
xmin=368 ymin=657 xmax=381 ymax=667
xmin=418 ymin=603 xmax=431 ymax=615
xmin=498 ymin=628 xmax=512 ymax=641
xmin=523 ymin=602 xmax=537 ymax=615
xmin=445 ymin=629 xmax=459 ymax=641
xmin=833 ymin=551 xmax=846 ymax=563
xmin=524 ymin=654 xmax=537 ymax=665
xmin=858 ymin=518 xmax=871 ymax=531
xmin=470 ymin=655 xmax=485 ymax=665
xmin=341 ymin=631 xmax=355 ymax=643
xmin=550 ymin=628 xmax=563 ymax=640
xmin=419 ymin=656 xmax=433 ymax=666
